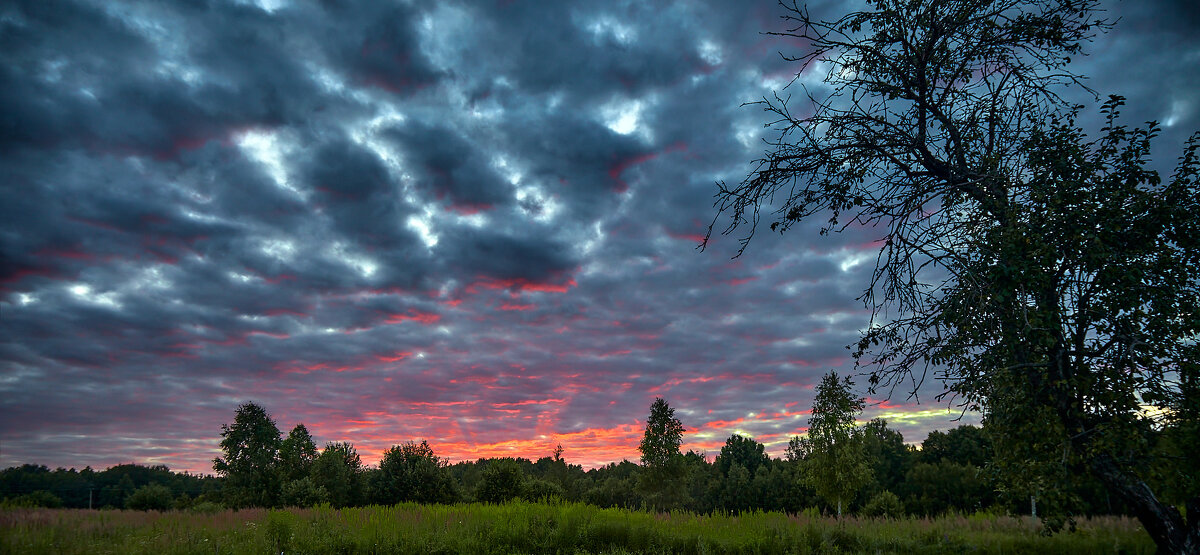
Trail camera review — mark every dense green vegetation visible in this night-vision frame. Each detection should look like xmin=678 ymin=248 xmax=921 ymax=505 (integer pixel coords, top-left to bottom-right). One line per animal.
xmin=0 ymin=502 xmax=1153 ymax=554
xmin=0 ymin=463 xmax=219 ymax=511
xmin=3 ymin=395 xmax=1166 ymax=523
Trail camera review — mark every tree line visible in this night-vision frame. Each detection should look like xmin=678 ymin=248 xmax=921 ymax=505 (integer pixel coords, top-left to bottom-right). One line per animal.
xmin=4 ymin=373 xmax=1188 ymax=521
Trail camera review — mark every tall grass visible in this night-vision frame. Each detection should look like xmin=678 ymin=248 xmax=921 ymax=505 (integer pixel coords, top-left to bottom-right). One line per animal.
xmin=0 ymin=502 xmax=1153 ymax=554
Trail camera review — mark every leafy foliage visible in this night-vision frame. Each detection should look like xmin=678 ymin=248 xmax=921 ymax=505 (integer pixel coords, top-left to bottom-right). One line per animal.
xmin=213 ymin=402 xmax=281 ymax=508
xmin=310 ymin=441 xmax=364 ymax=508
xmin=475 ymin=459 xmax=525 ymax=504
xmin=373 ymin=440 xmax=458 ymax=505
xmin=715 ymin=434 xmax=769 ymax=478
xmin=862 ymin=490 xmax=904 ymax=519
xmin=919 ymin=425 xmax=991 ymax=467
xmin=636 ymin=397 xmax=688 ymax=510
xmin=278 ymin=424 xmax=319 ymax=483
xmin=800 ymin=371 xmax=873 ymax=517
xmin=710 ymin=0 xmax=1198 ymax=550
xmin=280 ymin=477 xmax=328 ymax=508
xmin=124 ymin=483 xmax=173 ymax=511
xmin=860 ymin=419 xmax=914 ymax=495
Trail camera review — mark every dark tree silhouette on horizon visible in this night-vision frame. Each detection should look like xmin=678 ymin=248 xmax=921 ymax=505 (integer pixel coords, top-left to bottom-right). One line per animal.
xmin=637 ymin=397 xmax=687 ymax=510
xmin=213 ymin=402 xmax=281 ymax=508
xmin=709 ymin=0 xmax=1199 ymax=551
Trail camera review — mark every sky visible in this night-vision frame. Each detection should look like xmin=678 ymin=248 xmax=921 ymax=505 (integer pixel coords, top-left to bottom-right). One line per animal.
xmin=2 ymin=0 xmax=1198 ymax=474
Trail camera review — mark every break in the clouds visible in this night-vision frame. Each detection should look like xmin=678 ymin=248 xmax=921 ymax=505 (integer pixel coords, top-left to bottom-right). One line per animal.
xmin=2 ymin=0 xmax=1197 ymax=473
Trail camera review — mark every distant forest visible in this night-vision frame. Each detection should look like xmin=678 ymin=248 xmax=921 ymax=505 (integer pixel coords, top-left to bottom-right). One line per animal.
xmin=2 ymin=396 xmax=1187 ymax=518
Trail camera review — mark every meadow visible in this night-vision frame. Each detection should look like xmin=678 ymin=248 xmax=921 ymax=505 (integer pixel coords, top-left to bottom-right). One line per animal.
xmin=0 ymin=501 xmax=1153 ymax=554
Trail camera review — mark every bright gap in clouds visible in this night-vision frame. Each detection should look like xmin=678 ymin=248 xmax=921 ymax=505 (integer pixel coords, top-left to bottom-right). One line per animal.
xmin=408 ymin=211 xmax=439 ymax=249
xmin=350 ymin=108 xmax=407 ymax=172
xmin=698 ymin=39 xmax=723 ymax=65
xmin=584 ymin=16 xmax=637 ymax=45
xmin=838 ymin=251 xmax=873 ymax=273
xmin=328 ymin=241 xmax=379 ymax=278
xmin=68 ymin=283 xmax=122 ymax=309
xmin=601 ymin=98 xmax=644 ymax=135
xmin=235 ymin=129 xmax=303 ymax=198
xmin=232 ymin=0 xmax=288 ymax=13
xmin=259 ymin=237 xmax=298 ymax=262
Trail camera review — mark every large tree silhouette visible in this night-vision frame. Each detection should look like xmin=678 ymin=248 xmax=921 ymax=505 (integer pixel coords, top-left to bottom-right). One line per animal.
xmin=710 ymin=1 xmax=1198 ymax=551
xmin=213 ymin=402 xmax=282 ymax=508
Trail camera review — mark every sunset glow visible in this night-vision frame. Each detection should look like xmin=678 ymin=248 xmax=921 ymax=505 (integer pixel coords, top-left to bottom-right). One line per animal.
xmin=2 ymin=0 xmax=1195 ymax=475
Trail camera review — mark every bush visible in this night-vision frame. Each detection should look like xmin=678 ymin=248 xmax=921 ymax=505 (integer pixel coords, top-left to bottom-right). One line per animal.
xmin=1 ymin=490 xmax=63 ymax=508
xmin=125 ymin=484 xmax=173 ymax=511
xmin=188 ymin=501 xmax=223 ymax=514
xmin=281 ymin=477 xmax=329 ymax=508
xmin=863 ymin=490 xmax=904 ymax=519
xmin=521 ymin=478 xmax=565 ymax=503
xmin=476 ymin=459 xmax=525 ymax=503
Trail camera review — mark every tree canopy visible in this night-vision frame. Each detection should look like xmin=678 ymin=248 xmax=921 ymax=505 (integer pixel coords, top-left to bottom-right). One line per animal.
xmin=716 ymin=434 xmax=769 ymax=478
xmin=213 ymin=402 xmax=281 ymax=508
xmin=279 ymin=424 xmax=319 ymax=484
xmin=800 ymin=371 xmax=872 ymax=517
xmin=709 ymin=0 xmax=1198 ymax=550
xmin=373 ymin=440 xmax=457 ymax=505
xmin=637 ymin=397 xmax=688 ymax=510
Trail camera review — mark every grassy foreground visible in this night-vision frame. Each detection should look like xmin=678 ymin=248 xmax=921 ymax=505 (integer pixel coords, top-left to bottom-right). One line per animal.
xmin=1 ymin=501 xmax=1152 ymax=554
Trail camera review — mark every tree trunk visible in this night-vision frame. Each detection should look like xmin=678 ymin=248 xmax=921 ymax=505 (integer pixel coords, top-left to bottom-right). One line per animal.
xmin=1090 ymin=453 xmax=1199 ymax=554
xmin=837 ymin=498 xmax=842 ymax=518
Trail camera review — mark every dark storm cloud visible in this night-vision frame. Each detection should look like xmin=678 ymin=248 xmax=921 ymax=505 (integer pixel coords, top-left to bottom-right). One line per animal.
xmin=440 ymin=224 xmax=578 ymax=285
xmin=2 ymin=0 xmax=1195 ymax=472
xmin=503 ymin=108 xmax=648 ymax=195
xmin=383 ymin=120 xmax=512 ymax=212
xmin=0 ymin=0 xmax=335 ymax=159
xmin=305 ymin=136 xmax=412 ymax=245
xmin=466 ymin=1 xmax=705 ymax=100
xmin=302 ymin=0 xmax=443 ymax=95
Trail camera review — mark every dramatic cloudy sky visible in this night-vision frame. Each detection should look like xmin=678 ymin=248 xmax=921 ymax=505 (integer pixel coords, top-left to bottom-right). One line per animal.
xmin=2 ymin=0 xmax=1197 ymax=473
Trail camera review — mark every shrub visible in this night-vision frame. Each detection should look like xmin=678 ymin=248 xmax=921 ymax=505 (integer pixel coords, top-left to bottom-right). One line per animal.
xmin=476 ymin=459 xmax=525 ymax=503
xmin=188 ymin=501 xmax=223 ymax=514
xmin=863 ymin=490 xmax=904 ymax=519
xmin=1 ymin=490 xmax=63 ymax=508
xmin=521 ymin=478 xmax=565 ymax=503
xmin=125 ymin=484 xmax=173 ymax=511
xmin=281 ymin=477 xmax=329 ymax=508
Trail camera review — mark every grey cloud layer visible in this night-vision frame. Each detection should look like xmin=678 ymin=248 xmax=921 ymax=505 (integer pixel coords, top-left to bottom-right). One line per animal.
xmin=1 ymin=0 xmax=1195 ymax=471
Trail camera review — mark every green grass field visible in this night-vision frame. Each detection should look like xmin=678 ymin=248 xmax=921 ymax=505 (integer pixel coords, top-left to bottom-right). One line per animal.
xmin=0 ymin=502 xmax=1152 ymax=554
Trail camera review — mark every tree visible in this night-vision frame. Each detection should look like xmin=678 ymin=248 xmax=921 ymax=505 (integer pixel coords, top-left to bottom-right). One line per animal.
xmin=475 ymin=459 xmax=525 ymax=504
xmin=717 ymin=463 xmax=755 ymax=513
xmin=280 ymin=476 xmax=328 ymax=507
xmin=310 ymin=441 xmax=364 ymax=508
xmin=372 ymin=440 xmax=458 ymax=505
xmin=279 ymin=424 xmax=319 ymax=483
xmin=919 ymin=425 xmax=991 ymax=468
xmin=860 ymin=419 xmax=914 ymax=495
xmin=125 ymin=483 xmax=173 ymax=511
xmin=901 ymin=460 xmax=993 ymax=516
xmin=709 ymin=1 xmax=1198 ymax=550
xmin=213 ymin=402 xmax=282 ymax=508
xmin=637 ymin=397 xmax=688 ymax=510
xmin=801 ymin=371 xmax=872 ymax=517
xmin=715 ymin=434 xmax=769 ymax=478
